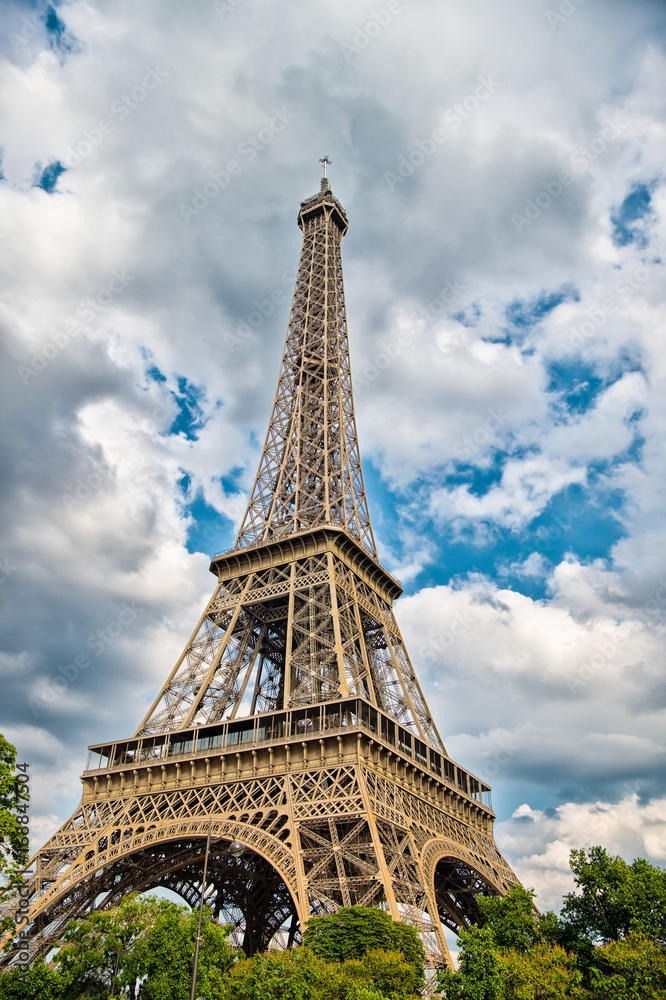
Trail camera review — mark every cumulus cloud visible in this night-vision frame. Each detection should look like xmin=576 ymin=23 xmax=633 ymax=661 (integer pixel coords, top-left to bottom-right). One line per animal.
xmin=398 ymin=567 xmax=666 ymax=818
xmin=498 ymin=794 xmax=666 ymax=911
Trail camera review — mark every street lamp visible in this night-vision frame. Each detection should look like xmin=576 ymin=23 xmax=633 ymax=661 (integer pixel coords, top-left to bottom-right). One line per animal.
xmin=109 ymin=944 xmax=130 ymax=999
xmin=190 ymin=823 xmax=244 ymax=1000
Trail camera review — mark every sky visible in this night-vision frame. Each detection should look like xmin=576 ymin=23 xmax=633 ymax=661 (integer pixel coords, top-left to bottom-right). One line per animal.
xmin=1 ymin=0 xmax=665 ymax=914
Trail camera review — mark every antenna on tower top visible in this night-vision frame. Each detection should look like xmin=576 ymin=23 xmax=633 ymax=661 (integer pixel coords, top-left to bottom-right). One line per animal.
xmin=319 ymin=155 xmax=331 ymax=190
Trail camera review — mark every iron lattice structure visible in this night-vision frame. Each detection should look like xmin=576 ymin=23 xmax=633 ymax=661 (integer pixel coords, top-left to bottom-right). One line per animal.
xmin=1 ymin=177 xmax=518 ymax=971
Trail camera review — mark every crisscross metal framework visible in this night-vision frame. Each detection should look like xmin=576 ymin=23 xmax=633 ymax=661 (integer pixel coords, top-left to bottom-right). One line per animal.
xmin=0 ymin=179 xmax=519 ymax=975
xmin=236 ymin=185 xmax=375 ymax=556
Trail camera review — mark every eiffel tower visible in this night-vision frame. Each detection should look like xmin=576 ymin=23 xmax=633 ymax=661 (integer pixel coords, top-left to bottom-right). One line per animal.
xmin=1 ymin=166 xmax=518 ymax=970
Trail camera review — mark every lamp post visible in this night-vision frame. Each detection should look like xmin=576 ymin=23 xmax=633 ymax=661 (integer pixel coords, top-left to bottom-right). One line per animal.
xmin=109 ymin=944 xmax=129 ymax=998
xmin=190 ymin=823 xmax=244 ymax=1000
xmin=190 ymin=820 xmax=212 ymax=1000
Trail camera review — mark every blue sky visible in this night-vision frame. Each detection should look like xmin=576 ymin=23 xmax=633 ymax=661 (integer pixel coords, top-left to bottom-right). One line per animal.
xmin=0 ymin=0 xmax=665 ymax=911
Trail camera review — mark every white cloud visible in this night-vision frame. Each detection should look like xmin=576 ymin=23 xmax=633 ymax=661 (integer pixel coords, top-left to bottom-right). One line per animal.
xmin=499 ymin=552 xmax=549 ymax=579
xmin=498 ymin=794 xmax=666 ymax=911
xmin=398 ymin=568 xmax=666 ymax=803
xmin=430 ymin=456 xmax=587 ymax=532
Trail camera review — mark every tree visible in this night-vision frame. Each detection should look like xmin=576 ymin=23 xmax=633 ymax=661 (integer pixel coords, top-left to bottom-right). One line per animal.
xmin=438 ymin=848 xmax=666 ymax=999
xmin=437 ymin=922 xmax=588 ymax=1000
xmin=57 ymin=894 xmax=170 ymax=997
xmin=57 ymin=895 xmax=152 ymax=997
xmin=218 ymin=947 xmax=345 ymax=1000
xmin=303 ymin=905 xmax=424 ymax=991
xmin=0 ymin=958 xmax=72 ymax=1000
xmin=477 ymin=886 xmax=541 ymax=952
xmin=0 ymin=735 xmax=29 ymax=943
xmin=590 ymin=932 xmax=666 ymax=999
xmin=54 ymin=893 xmax=235 ymax=999
xmin=345 ymin=948 xmax=424 ymax=1000
xmin=218 ymin=945 xmax=422 ymax=1000
xmin=560 ymin=846 xmax=666 ymax=945
xmin=496 ymin=942 xmax=587 ymax=1000
xmin=137 ymin=900 xmax=235 ymax=1000
xmin=0 ymin=737 xmax=29 ymax=881
xmin=437 ymin=926 xmax=503 ymax=1000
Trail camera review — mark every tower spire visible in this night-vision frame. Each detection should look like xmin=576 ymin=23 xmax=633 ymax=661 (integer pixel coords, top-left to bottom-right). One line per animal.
xmin=319 ymin=155 xmax=331 ymax=190
xmin=235 ymin=175 xmax=375 ymax=557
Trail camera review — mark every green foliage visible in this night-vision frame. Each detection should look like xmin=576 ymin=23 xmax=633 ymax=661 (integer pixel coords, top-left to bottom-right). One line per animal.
xmin=477 ymin=886 xmax=541 ymax=952
xmin=0 ymin=958 xmax=72 ymax=1000
xmin=0 ymin=736 xmax=28 ymax=878
xmin=0 ymin=736 xmax=29 ymax=941
xmin=303 ymin=905 xmax=424 ymax=990
xmin=437 ymin=930 xmax=588 ymax=1000
xmin=57 ymin=893 xmax=163 ymax=996
xmin=438 ymin=926 xmax=502 ymax=1000
xmin=496 ymin=942 xmax=586 ymax=999
xmin=388 ymin=922 xmax=425 ymax=976
xmin=439 ymin=849 xmax=666 ymax=999
xmin=345 ymin=948 xmax=424 ymax=999
xmin=137 ymin=900 xmax=235 ymax=1000
xmin=590 ymin=932 xmax=666 ymax=998
xmin=54 ymin=893 xmax=235 ymax=999
xmin=219 ymin=947 xmax=333 ymax=1000
xmin=4 ymin=850 xmax=666 ymax=999
xmin=561 ymin=846 xmax=666 ymax=945
xmin=218 ymin=945 xmax=421 ymax=1000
